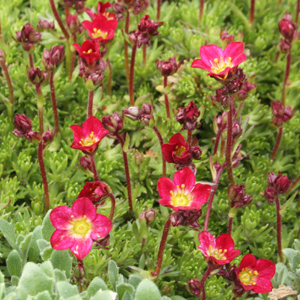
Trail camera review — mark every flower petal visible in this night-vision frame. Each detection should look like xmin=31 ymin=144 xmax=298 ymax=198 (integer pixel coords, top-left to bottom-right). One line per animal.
xmin=70 ymin=125 xmax=83 ymax=143
xmin=70 ymin=237 xmax=93 ymax=260
xmin=173 ymin=167 xmax=195 ymax=192
xmin=191 ymin=59 xmax=212 ymax=72
xmin=72 ymin=197 xmax=96 ymax=221
xmin=198 ymin=231 xmax=216 ymax=257
xmin=90 ymin=214 xmax=112 ymax=240
xmin=50 ymin=230 xmax=75 ymax=250
xmin=200 ymin=44 xmax=224 ymax=66
xmin=216 ymin=234 xmax=235 ymax=252
xmin=161 ymin=143 xmax=176 ymax=163
xmin=190 ymin=183 xmax=212 ymax=205
xmin=225 ymin=249 xmax=241 ymax=262
xmin=223 ymin=42 xmax=247 ymax=66
xmin=158 ymin=198 xmax=173 ymax=208
xmin=238 ymin=254 xmax=257 ymax=270
xmin=169 ymin=133 xmax=186 ymax=145
xmin=252 ymin=277 xmax=273 ymax=293
xmin=255 ymin=259 xmax=276 ymax=279
xmin=157 ymin=177 xmax=176 ymax=201
xmin=50 ymin=206 xmax=73 ymax=230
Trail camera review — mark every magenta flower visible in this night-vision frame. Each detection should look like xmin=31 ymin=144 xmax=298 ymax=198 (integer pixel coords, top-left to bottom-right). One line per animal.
xmin=157 ymin=167 xmax=212 ymax=211
xmin=191 ymin=42 xmax=247 ymax=80
xmin=198 ymin=231 xmax=240 ymax=265
xmin=70 ymin=116 xmax=109 ymax=154
xmin=235 ymin=254 xmax=276 ymax=293
xmin=50 ymin=197 xmax=112 ymax=260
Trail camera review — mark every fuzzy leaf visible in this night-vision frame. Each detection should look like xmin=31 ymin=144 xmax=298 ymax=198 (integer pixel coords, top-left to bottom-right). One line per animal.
xmin=116 ymin=283 xmax=134 ymax=300
xmin=41 ymin=210 xmax=55 ymax=241
xmin=7 ymin=250 xmax=22 ymax=277
xmin=128 ymin=275 xmax=142 ymax=289
xmin=19 ymin=233 xmax=33 ymax=263
xmin=50 ymin=250 xmax=72 ymax=278
xmin=0 ymin=270 xmax=4 ymax=299
xmin=87 ymin=277 xmax=108 ymax=298
xmin=91 ymin=290 xmax=116 ymax=300
xmin=108 ymin=260 xmax=119 ymax=290
xmin=0 ymin=218 xmax=16 ymax=249
xmin=56 ymin=281 xmax=79 ymax=299
xmin=134 ymin=279 xmax=161 ymax=300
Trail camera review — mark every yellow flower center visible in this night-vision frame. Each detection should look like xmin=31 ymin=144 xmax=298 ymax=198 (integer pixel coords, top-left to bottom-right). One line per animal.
xmin=174 ymin=145 xmax=186 ymax=157
xmin=79 ymin=131 xmax=99 ymax=146
xmin=92 ymin=28 xmax=108 ymax=39
xmin=104 ymin=12 xmax=114 ymax=20
xmin=210 ymin=57 xmax=233 ymax=74
xmin=83 ymin=49 xmax=93 ymax=54
xmin=239 ymin=268 xmax=258 ymax=285
xmin=207 ymin=245 xmax=228 ymax=261
xmin=73 ymin=218 xmax=91 ymax=236
xmin=170 ymin=184 xmax=192 ymax=207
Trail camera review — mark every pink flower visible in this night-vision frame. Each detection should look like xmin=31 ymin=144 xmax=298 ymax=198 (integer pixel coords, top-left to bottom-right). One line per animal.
xmin=50 ymin=197 xmax=112 ymax=260
xmin=78 ymin=181 xmax=109 ymax=203
xmin=157 ymin=167 xmax=212 ymax=211
xmin=70 ymin=116 xmax=109 ymax=154
xmin=198 ymin=231 xmax=240 ymax=265
xmin=191 ymin=42 xmax=247 ymax=80
xmin=86 ymin=1 xmax=117 ymax=20
xmin=235 ymin=254 xmax=276 ymax=293
xmin=73 ymin=40 xmax=101 ymax=68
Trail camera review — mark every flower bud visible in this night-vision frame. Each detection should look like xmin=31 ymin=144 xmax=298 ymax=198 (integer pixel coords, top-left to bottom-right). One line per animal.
xmin=66 ymin=14 xmax=81 ymax=34
xmin=278 ymin=14 xmax=297 ymax=43
xmin=138 ymin=15 xmax=163 ymax=36
xmin=43 ymin=46 xmax=65 ymax=70
xmin=220 ymin=29 xmax=235 ymax=45
xmin=13 ymin=114 xmax=32 ymax=134
xmin=134 ymin=152 xmax=144 ymax=166
xmin=131 ymin=0 xmax=150 ymax=15
xmin=156 ymin=56 xmax=179 ymax=77
xmin=141 ymin=115 xmax=152 ymax=126
xmin=42 ymin=130 xmax=53 ymax=144
xmin=237 ymin=89 xmax=248 ymax=100
xmin=188 ymin=278 xmax=201 ymax=296
xmin=79 ymin=156 xmax=93 ymax=172
xmin=190 ymin=145 xmax=202 ymax=160
xmin=264 ymin=187 xmax=277 ymax=204
xmin=128 ymin=31 xmax=138 ymax=44
xmin=274 ymin=176 xmax=290 ymax=194
xmin=171 ymin=210 xmax=201 ymax=228
xmin=278 ymin=40 xmax=291 ymax=53
xmin=175 ymin=102 xmax=200 ymax=131
xmin=15 ymin=23 xmax=42 ymax=45
xmin=144 ymin=208 xmax=157 ymax=223
xmin=123 ymin=106 xmax=142 ymax=121
xmin=102 ymin=112 xmax=123 ymax=136
xmin=28 ymin=68 xmax=48 ymax=85
xmin=271 ymin=101 xmax=295 ymax=127
xmin=228 ymin=184 xmax=252 ymax=207
xmin=88 ymin=72 xmax=105 ymax=85
xmin=232 ymin=121 xmax=242 ymax=138
xmin=24 ymin=130 xmax=41 ymax=143
xmin=37 ymin=20 xmax=55 ymax=31
xmin=141 ymin=103 xmax=153 ymax=115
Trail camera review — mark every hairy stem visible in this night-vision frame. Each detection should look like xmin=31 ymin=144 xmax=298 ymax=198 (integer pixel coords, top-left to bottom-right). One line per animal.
xmin=157 ymin=0 xmax=161 ymax=20
xmin=107 ymin=58 xmax=112 ymax=96
xmin=296 ymin=0 xmax=300 ymax=24
xmin=282 ymin=50 xmax=291 ymax=107
xmin=129 ymin=44 xmax=137 ymax=106
xmin=153 ymin=215 xmax=171 ymax=276
xmin=87 ymin=90 xmax=94 ymax=118
xmin=199 ymin=265 xmax=213 ymax=300
xmin=153 ymin=125 xmax=166 ymax=177
xmin=226 ymin=103 xmax=235 ymax=186
xmin=124 ymin=11 xmax=130 ymax=83
xmin=49 ymin=0 xmax=69 ymax=40
xmin=271 ymin=126 xmax=283 ymax=162
xmin=199 ymin=0 xmax=204 ymax=22
xmin=274 ymin=50 xmax=280 ymax=64
xmin=108 ymin=193 xmax=116 ymax=221
xmin=49 ymin=71 xmax=60 ymax=135
xmin=275 ymin=196 xmax=283 ymax=262
xmin=116 ymin=133 xmax=133 ymax=215
xmin=163 ymin=76 xmax=171 ymax=119
xmin=90 ymin=153 xmax=99 ymax=181
xmin=28 ymin=53 xmax=34 ymax=68
xmin=38 ymin=142 xmax=50 ymax=212
xmin=249 ymin=0 xmax=255 ymax=25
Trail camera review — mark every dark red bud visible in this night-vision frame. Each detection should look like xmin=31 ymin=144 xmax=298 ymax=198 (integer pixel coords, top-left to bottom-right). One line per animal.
xmin=37 ymin=20 xmax=55 ymax=31
xmin=79 ymin=156 xmax=93 ymax=172
xmin=42 ymin=130 xmax=53 ymax=144
xmin=13 ymin=114 xmax=32 ymax=133
xmin=123 ymin=106 xmax=142 ymax=121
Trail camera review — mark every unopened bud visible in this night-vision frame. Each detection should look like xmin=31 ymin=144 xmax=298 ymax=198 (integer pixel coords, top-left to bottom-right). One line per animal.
xmin=37 ymin=20 xmax=55 ymax=31
xmin=190 ymin=145 xmax=202 ymax=160
xmin=42 ymin=130 xmax=53 ymax=144
xmin=79 ymin=156 xmax=93 ymax=172
xmin=188 ymin=278 xmax=201 ymax=296
xmin=28 ymin=68 xmax=48 ymax=85
xmin=13 ymin=114 xmax=32 ymax=133
xmin=141 ymin=103 xmax=153 ymax=115
xmin=66 ymin=14 xmax=81 ymax=34
xmin=123 ymin=106 xmax=142 ymax=121
xmin=102 ymin=112 xmax=123 ymax=135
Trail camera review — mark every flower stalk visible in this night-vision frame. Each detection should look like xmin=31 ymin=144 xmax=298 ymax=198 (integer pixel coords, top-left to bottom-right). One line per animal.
xmin=68 ymin=39 xmax=76 ymax=81
xmin=36 ymin=85 xmax=44 ymax=135
xmin=152 ymin=215 xmax=172 ymax=276
xmin=124 ymin=11 xmax=130 ymax=83
xmin=143 ymin=44 xmax=147 ymax=67
xmin=157 ymin=0 xmax=161 ymax=20
xmin=49 ymin=0 xmax=69 ymax=40
xmin=153 ymin=125 xmax=166 ymax=177
xmin=90 ymin=153 xmax=99 ymax=181
xmin=28 ymin=53 xmax=34 ymax=68
xmin=275 ymin=196 xmax=283 ymax=262
xmin=249 ymin=0 xmax=255 ymax=25
xmin=199 ymin=0 xmax=204 ymax=22
xmin=296 ymin=0 xmax=300 ymax=24
xmin=226 ymin=103 xmax=235 ymax=186
xmin=87 ymin=90 xmax=94 ymax=118
xmin=199 ymin=265 xmax=213 ymax=300
xmin=270 ymin=126 xmax=283 ymax=161
xmin=282 ymin=50 xmax=291 ymax=107
xmin=163 ymin=76 xmax=170 ymax=119
xmin=129 ymin=44 xmax=137 ymax=106
xmin=49 ymin=71 xmax=60 ymax=135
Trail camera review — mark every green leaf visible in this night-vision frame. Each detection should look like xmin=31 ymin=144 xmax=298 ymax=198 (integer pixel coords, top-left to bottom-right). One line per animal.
xmin=122 ymin=291 xmax=132 ymax=300
xmin=129 ymin=275 xmax=141 ymax=289
xmin=28 ymin=226 xmax=43 ymax=262
xmin=7 ymin=250 xmax=22 ymax=277
xmin=91 ymin=290 xmax=116 ymax=300
xmin=33 ymin=291 xmax=52 ymax=300
xmin=56 ymin=281 xmax=79 ymax=299
xmin=108 ymin=260 xmax=119 ymax=290
xmin=123 ymin=133 xmax=130 ymax=153
xmin=50 ymin=250 xmax=73 ymax=278
xmin=116 ymin=283 xmax=134 ymax=300
xmin=54 ymin=269 xmax=67 ymax=282
xmin=87 ymin=277 xmax=108 ymax=298
xmin=134 ymin=279 xmax=161 ymax=300
xmin=280 ymin=191 xmax=298 ymax=215
xmin=0 ymin=270 xmax=4 ymax=299
xmin=19 ymin=233 xmax=33 ymax=263
xmin=41 ymin=210 xmax=55 ymax=241
xmin=0 ymin=218 xmax=16 ymax=249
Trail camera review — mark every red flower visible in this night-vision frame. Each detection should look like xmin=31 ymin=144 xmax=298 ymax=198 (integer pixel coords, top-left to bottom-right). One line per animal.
xmin=86 ymin=1 xmax=117 ymax=20
xmin=82 ymin=14 xmax=118 ymax=42
xmin=198 ymin=231 xmax=240 ymax=265
xmin=235 ymin=254 xmax=276 ymax=293
xmin=78 ymin=181 xmax=109 ymax=203
xmin=73 ymin=40 xmax=101 ymax=68
xmin=50 ymin=197 xmax=112 ymax=260
xmin=161 ymin=133 xmax=192 ymax=165
xmin=191 ymin=42 xmax=247 ymax=80
xmin=70 ymin=116 xmax=109 ymax=154
xmin=157 ymin=167 xmax=212 ymax=211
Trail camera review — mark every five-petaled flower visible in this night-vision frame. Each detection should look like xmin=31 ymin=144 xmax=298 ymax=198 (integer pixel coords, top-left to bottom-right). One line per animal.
xmin=70 ymin=116 xmax=109 ymax=154
xmin=157 ymin=167 xmax=212 ymax=211
xmin=161 ymin=133 xmax=192 ymax=165
xmin=191 ymin=42 xmax=247 ymax=80
xmin=73 ymin=40 xmax=101 ymax=68
xmin=235 ymin=254 xmax=276 ymax=293
xmin=82 ymin=14 xmax=118 ymax=43
xmin=86 ymin=1 xmax=117 ymax=20
xmin=198 ymin=231 xmax=240 ymax=265
xmin=50 ymin=197 xmax=112 ymax=260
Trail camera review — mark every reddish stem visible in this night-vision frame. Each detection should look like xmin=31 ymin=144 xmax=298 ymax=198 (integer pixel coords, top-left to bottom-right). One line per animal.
xmin=296 ymin=0 xmax=300 ymax=24
xmin=157 ymin=0 xmax=161 ymax=20
xmin=129 ymin=44 xmax=137 ymax=106
xmin=28 ymin=53 xmax=34 ymax=68
xmin=199 ymin=0 xmax=204 ymax=22
xmin=153 ymin=215 xmax=171 ymax=276
xmin=249 ymin=0 xmax=255 ymax=25
xmin=87 ymin=90 xmax=94 ymax=118
xmin=275 ymin=196 xmax=283 ymax=262
xmin=289 ymin=174 xmax=300 ymax=192
xmin=226 ymin=104 xmax=235 ymax=186
xmin=274 ymin=50 xmax=280 ymax=63
xmin=38 ymin=142 xmax=50 ymax=212
xmin=90 ymin=153 xmax=99 ymax=181
xmin=153 ymin=125 xmax=166 ymax=177
xmin=199 ymin=265 xmax=213 ymax=300
xmin=187 ymin=130 xmax=192 ymax=144
xmin=64 ymin=6 xmax=69 ymax=19
xmin=143 ymin=44 xmax=147 ymax=67
xmin=49 ymin=71 xmax=60 ymax=135
xmin=271 ymin=126 xmax=283 ymax=162
xmin=107 ymin=58 xmax=112 ymax=96
xmin=203 ymin=165 xmax=224 ymax=231
xmin=108 ymin=193 xmax=116 ymax=221
xmin=163 ymin=76 xmax=170 ymax=119
xmin=213 ymin=129 xmax=224 ymax=155
xmin=282 ymin=50 xmax=291 ymax=106
xmin=116 ymin=133 xmax=133 ymax=215
xmin=49 ymin=0 xmax=69 ymax=40
xmin=124 ymin=11 xmax=130 ymax=83
xmin=0 ymin=57 xmax=14 ymax=109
